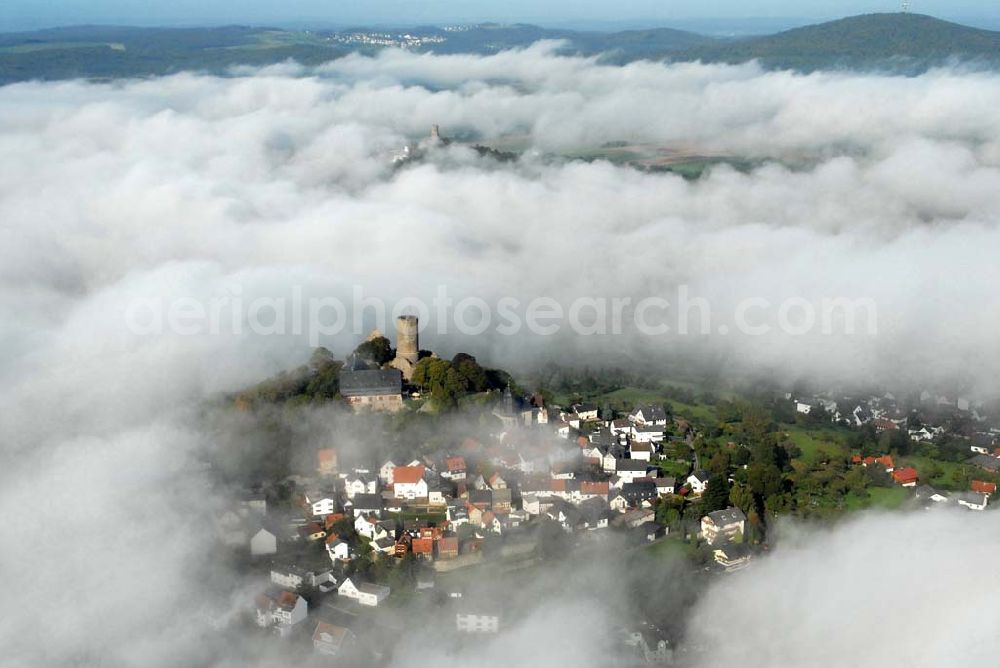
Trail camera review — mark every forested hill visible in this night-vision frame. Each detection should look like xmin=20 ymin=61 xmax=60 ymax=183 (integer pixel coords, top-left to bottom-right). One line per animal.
xmin=0 ymin=25 xmax=347 ymax=84
xmin=668 ymin=13 xmax=1000 ymax=71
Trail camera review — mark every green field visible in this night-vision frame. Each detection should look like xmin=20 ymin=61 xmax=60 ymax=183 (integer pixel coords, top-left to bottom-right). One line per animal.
xmin=844 ymin=486 xmax=910 ymax=511
xmin=780 ymin=425 xmax=849 ymax=462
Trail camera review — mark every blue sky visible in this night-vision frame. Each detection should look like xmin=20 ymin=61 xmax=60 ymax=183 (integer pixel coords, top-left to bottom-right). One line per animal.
xmin=3 ymin=0 xmax=998 ymax=31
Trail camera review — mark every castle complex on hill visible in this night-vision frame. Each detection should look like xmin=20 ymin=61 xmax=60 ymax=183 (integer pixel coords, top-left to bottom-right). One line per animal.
xmin=338 ymin=316 xmax=421 ymax=412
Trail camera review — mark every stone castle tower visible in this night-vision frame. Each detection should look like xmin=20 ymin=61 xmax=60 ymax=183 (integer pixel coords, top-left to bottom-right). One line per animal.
xmin=390 ymin=315 xmax=419 ymax=380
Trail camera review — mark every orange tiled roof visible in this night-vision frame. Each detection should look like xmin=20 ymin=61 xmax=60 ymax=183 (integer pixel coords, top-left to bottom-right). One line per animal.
xmin=393 ymin=465 xmax=426 ymax=484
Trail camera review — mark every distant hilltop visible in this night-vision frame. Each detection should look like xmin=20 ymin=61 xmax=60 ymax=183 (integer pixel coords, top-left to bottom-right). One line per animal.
xmin=2 ymin=13 xmax=999 ymax=84
xmin=665 ymin=13 xmax=1000 ymax=71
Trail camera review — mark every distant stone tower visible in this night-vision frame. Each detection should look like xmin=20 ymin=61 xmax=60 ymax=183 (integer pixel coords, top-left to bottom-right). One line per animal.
xmin=390 ymin=315 xmax=419 ymax=380
xmin=430 ymin=125 xmax=441 ymax=143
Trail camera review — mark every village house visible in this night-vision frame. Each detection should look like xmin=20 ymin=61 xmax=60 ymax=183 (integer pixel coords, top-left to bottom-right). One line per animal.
xmin=579 ymin=480 xmax=610 ymax=501
xmin=325 ymin=535 xmax=350 ymax=562
xmin=621 ymin=479 xmax=658 ymax=507
xmin=310 ymin=495 xmax=338 ymax=517
xmin=572 ymin=403 xmax=600 ymax=421
xmin=488 ymin=472 xmax=508 ymax=489
xmin=317 ymin=448 xmax=338 ymax=476
xmin=630 ymin=441 xmax=653 ymax=461
xmin=443 ymin=456 xmax=467 ymax=480
xmin=609 ymin=491 xmax=629 ymax=513
xmin=354 ymin=513 xmax=389 ymax=540
xmin=655 ymin=477 xmax=676 ymax=496
xmin=379 ymin=459 xmax=397 ymax=484
xmin=313 ymin=622 xmax=356 ymax=656
xmin=255 ymin=589 xmax=308 ymax=636
xmin=713 ymin=543 xmax=752 ymax=572
xmin=578 ymin=496 xmax=613 ymax=529
xmin=892 ymin=467 xmax=919 ymax=487
xmin=686 ymin=470 xmax=710 ymax=495
xmin=616 ymin=508 xmax=656 ymax=529
xmin=302 ymin=521 xmax=327 ymax=542
xmin=630 ymin=404 xmax=668 ymax=426
xmin=492 ymin=488 xmax=513 ymax=512
xmin=915 ymin=485 xmax=949 ymax=505
xmin=250 ymin=528 xmax=277 ymax=556
xmin=344 ymin=474 xmax=377 ymax=499
xmin=581 ymin=442 xmax=604 ymax=465
xmin=392 ymin=465 xmax=428 ymax=499
xmin=615 ymin=459 xmax=650 ymax=482
xmin=969 ymin=454 xmax=1000 ymax=473
xmin=348 ymin=493 xmax=383 ymax=518
xmin=438 ymin=536 xmax=459 ymax=559
xmin=956 ymin=491 xmax=988 ymax=511
xmin=270 ymin=567 xmax=335 ymax=591
xmin=971 ymin=480 xmax=997 ymax=496
xmin=631 ymin=423 xmax=665 ymax=444
xmin=338 ymin=577 xmax=390 ymax=607
xmin=701 ymin=507 xmax=747 ymax=545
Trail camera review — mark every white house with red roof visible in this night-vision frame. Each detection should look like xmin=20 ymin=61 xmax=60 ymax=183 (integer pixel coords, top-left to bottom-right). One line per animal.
xmin=255 ymin=589 xmax=307 ymax=636
xmin=392 ymin=465 xmax=428 ymax=499
xmin=442 ymin=456 xmax=467 ymax=480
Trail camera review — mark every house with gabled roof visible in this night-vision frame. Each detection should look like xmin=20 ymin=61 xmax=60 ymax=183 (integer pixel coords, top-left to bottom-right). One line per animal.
xmin=313 ymin=621 xmax=356 ymax=656
xmin=615 ymin=459 xmax=650 ymax=482
xmin=686 ymin=470 xmax=710 ymax=495
xmin=255 ymin=589 xmax=308 ymax=636
xmin=971 ymin=480 xmax=997 ymax=495
xmin=443 ymin=456 xmax=467 ymax=480
xmin=250 ymin=528 xmax=277 ymax=556
xmin=344 ymin=474 xmax=376 ymax=499
xmin=379 ymin=459 xmax=397 ymax=484
xmin=655 ymin=477 xmax=676 ymax=496
xmin=338 ymin=577 xmax=390 ymax=606
xmin=630 ymin=441 xmax=654 ymax=461
xmin=631 ymin=423 xmax=665 ymax=444
xmin=310 ymin=494 xmax=338 ymax=517
xmin=325 ymin=534 xmax=349 ymax=562
xmin=438 ymin=536 xmax=459 ymax=559
xmin=630 ymin=404 xmax=668 ymax=426
xmin=317 ymin=448 xmax=338 ymax=476
xmin=892 ymin=467 xmax=919 ymax=487
xmin=339 ymin=366 xmax=403 ymax=412
xmin=969 ymin=454 xmax=1000 ymax=473
xmin=371 ymin=536 xmax=395 ymax=555
xmin=713 ymin=543 xmax=752 ymax=572
xmin=956 ymin=491 xmax=988 ymax=511
xmin=392 ymin=465 xmax=428 ymax=499
xmin=621 ymin=479 xmax=658 ymax=507
xmin=348 ymin=493 xmax=383 ymax=518
xmin=701 ymin=507 xmax=746 ymax=545
xmin=579 ymin=480 xmax=610 ymax=501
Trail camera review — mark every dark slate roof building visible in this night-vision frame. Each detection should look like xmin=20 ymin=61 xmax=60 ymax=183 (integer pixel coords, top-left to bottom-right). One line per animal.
xmin=968 ymin=454 xmax=1000 ymax=472
xmin=339 ymin=368 xmax=403 ymax=398
xmin=705 ymin=507 xmax=747 ymax=525
xmin=621 ymin=479 xmax=658 ymax=504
